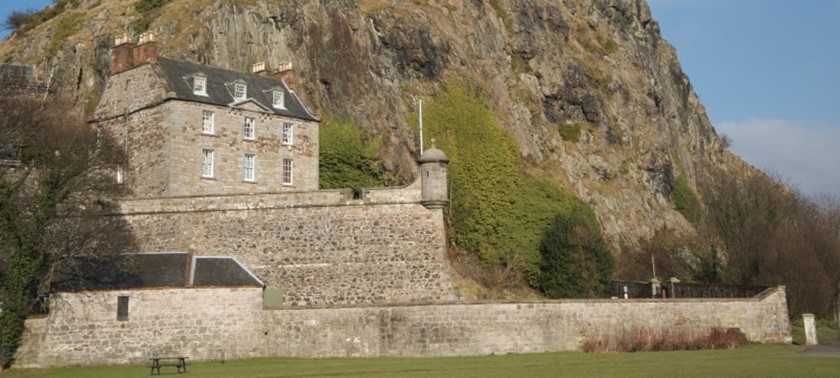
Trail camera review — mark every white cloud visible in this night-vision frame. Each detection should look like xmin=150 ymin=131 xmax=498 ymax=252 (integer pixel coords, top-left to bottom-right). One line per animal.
xmin=716 ymin=119 xmax=840 ymax=198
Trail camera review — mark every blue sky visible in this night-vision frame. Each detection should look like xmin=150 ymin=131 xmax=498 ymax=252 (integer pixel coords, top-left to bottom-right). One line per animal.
xmin=2 ymin=0 xmax=839 ymax=198
xmin=648 ymin=0 xmax=840 ymax=198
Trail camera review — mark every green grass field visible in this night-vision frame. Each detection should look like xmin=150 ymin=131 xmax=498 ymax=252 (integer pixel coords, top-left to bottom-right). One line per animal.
xmin=2 ymin=345 xmax=839 ymax=378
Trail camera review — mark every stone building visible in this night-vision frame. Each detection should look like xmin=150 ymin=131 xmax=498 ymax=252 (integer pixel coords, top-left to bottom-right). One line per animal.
xmin=12 ymin=34 xmax=792 ymax=369
xmin=89 ymin=33 xmax=457 ymax=307
xmin=92 ymin=33 xmax=319 ymax=197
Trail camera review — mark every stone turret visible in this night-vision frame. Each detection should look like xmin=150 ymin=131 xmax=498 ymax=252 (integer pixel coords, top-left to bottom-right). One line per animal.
xmin=418 ymin=143 xmax=449 ymax=209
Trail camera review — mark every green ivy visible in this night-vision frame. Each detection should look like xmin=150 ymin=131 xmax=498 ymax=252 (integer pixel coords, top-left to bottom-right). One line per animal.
xmin=671 ymin=174 xmax=701 ymax=223
xmin=132 ymin=0 xmax=173 ymax=32
xmin=408 ymin=78 xmax=611 ymax=288
xmin=558 ymin=123 xmax=583 ymax=142
xmin=319 ymin=116 xmax=386 ymax=190
xmin=536 ymin=203 xmax=615 ymax=298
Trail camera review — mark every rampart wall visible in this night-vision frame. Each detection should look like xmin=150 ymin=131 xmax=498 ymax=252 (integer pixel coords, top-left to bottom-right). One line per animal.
xmin=16 ymin=287 xmax=792 ymax=368
xmin=116 ymin=180 xmax=457 ymax=306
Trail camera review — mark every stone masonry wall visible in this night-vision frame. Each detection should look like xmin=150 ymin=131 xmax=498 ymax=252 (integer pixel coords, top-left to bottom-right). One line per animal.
xmin=16 ymin=287 xmax=264 ymax=368
xmin=116 ymin=180 xmax=455 ymax=306
xmin=262 ymin=287 xmax=791 ymax=358
xmin=165 ymin=101 xmax=319 ymax=196
xmin=16 ymin=287 xmax=791 ymax=368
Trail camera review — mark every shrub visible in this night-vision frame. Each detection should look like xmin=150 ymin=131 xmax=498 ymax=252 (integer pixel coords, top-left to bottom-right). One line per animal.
xmin=489 ymin=0 xmax=512 ymax=32
xmin=558 ymin=123 xmax=582 ymax=142
xmin=319 ymin=116 xmax=386 ymax=190
xmin=47 ymin=12 xmax=83 ymax=56
xmin=584 ymin=35 xmax=618 ymax=57
xmin=2 ymin=10 xmax=36 ymax=31
xmin=536 ymin=204 xmax=614 ymax=298
xmin=132 ymin=0 xmax=173 ymax=32
xmin=582 ymin=327 xmax=748 ymax=352
xmin=671 ymin=174 xmax=700 ymax=223
xmin=719 ymin=132 xmax=732 ymax=150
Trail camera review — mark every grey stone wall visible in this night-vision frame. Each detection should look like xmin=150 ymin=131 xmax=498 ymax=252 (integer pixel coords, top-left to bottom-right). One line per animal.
xmin=164 ymin=101 xmax=319 ymax=195
xmin=16 ymin=287 xmax=264 ymax=368
xmin=116 ymin=181 xmax=453 ymax=306
xmin=92 ymin=64 xmax=168 ymax=121
xmin=16 ymin=287 xmax=792 ymax=368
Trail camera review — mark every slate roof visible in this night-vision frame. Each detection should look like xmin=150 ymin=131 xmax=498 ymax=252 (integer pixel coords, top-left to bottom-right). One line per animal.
xmin=155 ymin=57 xmax=318 ymax=122
xmin=53 ymin=253 xmax=262 ymax=292
xmin=192 ymin=257 xmax=263 ymax=287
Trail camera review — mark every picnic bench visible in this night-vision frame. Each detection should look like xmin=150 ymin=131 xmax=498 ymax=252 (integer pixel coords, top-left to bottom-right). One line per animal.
xmin=149 ymin=356 xmax=188 ymax=375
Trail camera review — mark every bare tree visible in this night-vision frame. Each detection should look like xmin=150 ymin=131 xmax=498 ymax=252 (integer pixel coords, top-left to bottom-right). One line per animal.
xmin=0 ymin=91 xmax=135 ymax=370
xmin=697 ymin=168 xmax=840 ymax=317
xmin=1 ymin=10 xmax=36 ymax=32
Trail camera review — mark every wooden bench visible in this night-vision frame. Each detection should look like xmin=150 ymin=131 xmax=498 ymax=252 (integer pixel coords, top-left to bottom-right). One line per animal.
xmin=149 ymin=356 xmax=188 ymax=375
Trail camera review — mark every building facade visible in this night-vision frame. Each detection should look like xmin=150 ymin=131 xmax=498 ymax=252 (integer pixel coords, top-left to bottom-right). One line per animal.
xmin=92 ymin=34 xmax=319 ymax=198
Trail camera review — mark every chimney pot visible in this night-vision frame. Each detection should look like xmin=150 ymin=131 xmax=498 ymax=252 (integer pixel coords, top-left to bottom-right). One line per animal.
xmin=251 ymin=62 xmax=266 ymax=74
xmin=132 ymin=32 xmax=159 ymax=68
xmin=111 ymin=34 xmax=136 ymax=75
xmin=274 ymin=62 xmax=296 ymax=90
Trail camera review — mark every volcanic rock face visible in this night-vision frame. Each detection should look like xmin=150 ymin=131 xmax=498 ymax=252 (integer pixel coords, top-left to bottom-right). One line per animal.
xmin=0 ymin=0 xmax=748 ymax=248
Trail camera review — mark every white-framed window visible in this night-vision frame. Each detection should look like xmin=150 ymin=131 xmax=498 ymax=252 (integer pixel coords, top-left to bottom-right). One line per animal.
xmin=282 ymin=123 xmax=294 ymax=146
xmin=272 ymin=90 xmax=285 ymax=109
xmin=243 ymin=117 xmax=256 ymax=140
xmin=244 ymin=153 xmax=255 ymax=182
xmin=282 ymin=158 xmax=293 ymax=185
xmin=193 ymin=75 xmax=207 ymax=95
xmin=202 ymin=110 xmax=214 ymax=134
xmin=201 ymin=149 xmax=214 ymax=178
xmin=234 ymin=83 xmax=247 ymax=101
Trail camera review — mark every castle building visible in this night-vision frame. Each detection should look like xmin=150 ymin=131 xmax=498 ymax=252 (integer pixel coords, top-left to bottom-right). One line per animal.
xmin=13 ymin=33 xmax=791 ymax=369
xmin=93 ymin=33 xmax=319 ymax=197
xmin=86 ymin=33 xmax=456 ymax=308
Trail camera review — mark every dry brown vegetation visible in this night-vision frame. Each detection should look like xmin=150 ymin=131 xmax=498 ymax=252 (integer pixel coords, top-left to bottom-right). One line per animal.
xmin=619 ymin=166 xmax=840 ymax=318
xmin=583 ymin=327 xmax=748 ymax=353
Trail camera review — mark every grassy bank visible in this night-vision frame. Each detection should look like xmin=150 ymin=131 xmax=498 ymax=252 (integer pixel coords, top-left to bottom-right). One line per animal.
xmin=3 ymin=345 xmax=839 ymax=378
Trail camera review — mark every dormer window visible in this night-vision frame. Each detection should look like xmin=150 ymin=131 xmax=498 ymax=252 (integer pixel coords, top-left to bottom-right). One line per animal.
xmin=272 ymin=89 xmax=285 ymax=109
xmin=234 ymin=82 xmax=247 ymax=101
xmin=193 ymin=74 xmax=207 ymax=96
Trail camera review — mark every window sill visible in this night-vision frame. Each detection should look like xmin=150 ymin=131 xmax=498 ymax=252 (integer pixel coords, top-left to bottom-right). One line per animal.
xmin=243 ymin=138 xmax=256 ymax=142
xmin=243 ymin=180 xmax=257 ymax=184
xmin=201 ymin=176 xmax=216 ymax=180
xmin=201 ymin=132 xmax=216 ymax=136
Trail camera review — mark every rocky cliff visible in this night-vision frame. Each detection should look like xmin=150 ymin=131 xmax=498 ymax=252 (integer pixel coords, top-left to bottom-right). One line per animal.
xmin=0 ymin=0 xmax=752 ymax=249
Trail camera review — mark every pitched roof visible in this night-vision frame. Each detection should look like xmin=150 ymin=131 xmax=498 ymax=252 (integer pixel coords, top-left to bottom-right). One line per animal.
xmin=192 ymin=257 xmax=263 ymax=287
xmin=155 ymin=58 xmax=318 ymax=122
xmin=52 ymin=253 xmax=263 ymax=292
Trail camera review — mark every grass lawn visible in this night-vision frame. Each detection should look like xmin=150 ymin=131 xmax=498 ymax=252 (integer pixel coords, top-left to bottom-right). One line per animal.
xmin=2 ymin=345 xmax=839 ymax=378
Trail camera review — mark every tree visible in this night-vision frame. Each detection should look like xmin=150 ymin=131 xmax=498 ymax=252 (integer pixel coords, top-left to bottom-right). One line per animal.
xmin=696 ymin=168 xmax=840 ymax=317
xmin=537 ymin=205 xmax=615 ymax=298
xmin=0 ymin=92 xmax=135 ymax=370
xmin=2 ymin=10 xmax=35 ymax=32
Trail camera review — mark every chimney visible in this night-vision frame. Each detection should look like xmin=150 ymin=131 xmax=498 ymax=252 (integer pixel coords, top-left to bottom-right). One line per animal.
xmin=132 ymin=32 xmax=158 ymax=67
xmin=110 ymin=33 xmax=135 ymax=75
xmin=251 ymin=62 xmax=266 ymax=74
xmin=273 ymin=61 xmax=296 ymax=90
